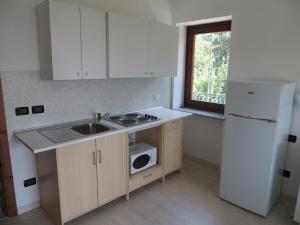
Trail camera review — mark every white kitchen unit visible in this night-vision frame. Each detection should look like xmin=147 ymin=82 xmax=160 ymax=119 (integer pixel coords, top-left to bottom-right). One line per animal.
xmin=108 ymin=12 xmax=179 ymax=78
xmin=80 ymin=6 xmax=107 ymax=79
xmin=148 ymin=22 xmax=179 ymax=77
xmin=108 ymin=12 xmax=148 ymax=78
xmin=36 ymin=0 xmax=106 ymax=80
xmin=295 ymin=186 xmax=300 ymax=223
xmin=220 ymin=80 xmax=296 ymax=216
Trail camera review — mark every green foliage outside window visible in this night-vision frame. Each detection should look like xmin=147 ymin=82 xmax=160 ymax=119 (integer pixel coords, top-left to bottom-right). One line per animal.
xmin=192 ymin=31 xmax=231 ymax=104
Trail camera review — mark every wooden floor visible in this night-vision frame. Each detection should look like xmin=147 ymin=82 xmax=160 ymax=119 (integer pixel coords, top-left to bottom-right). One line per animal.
xmin=0 ymin=158 xmax=297 ymax=225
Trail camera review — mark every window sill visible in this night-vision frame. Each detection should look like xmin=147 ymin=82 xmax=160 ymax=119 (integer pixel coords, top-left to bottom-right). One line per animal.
xmin=176 ymin=107 xmax=225 ymax=120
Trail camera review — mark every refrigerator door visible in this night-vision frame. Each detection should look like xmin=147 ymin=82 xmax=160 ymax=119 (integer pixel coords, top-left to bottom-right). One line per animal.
xmin=220 ymin=115 xmax=276 ymax=216
xmin=225 ymin=81 xmax=282 ymax=121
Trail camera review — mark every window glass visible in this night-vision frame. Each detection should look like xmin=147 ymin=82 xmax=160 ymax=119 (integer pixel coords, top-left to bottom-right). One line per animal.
xmin=184 ymin=21 xmax=231 ymax=113
xmin=192 ymin=31 xmax=231 ymax=104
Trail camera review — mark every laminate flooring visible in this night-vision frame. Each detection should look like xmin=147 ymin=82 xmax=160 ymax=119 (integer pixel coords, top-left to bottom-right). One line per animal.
xmin=0 ymin=158 xmax=296 ymax=225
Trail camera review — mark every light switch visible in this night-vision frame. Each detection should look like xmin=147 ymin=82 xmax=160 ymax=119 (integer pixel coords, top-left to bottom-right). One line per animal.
xmin=154 ymin=95 xmax=160 ymax=101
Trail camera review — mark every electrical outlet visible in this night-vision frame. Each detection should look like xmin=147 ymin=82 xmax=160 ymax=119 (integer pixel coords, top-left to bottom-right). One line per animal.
xmin=15 ymin=107 xmax=29 ymax=116
xmin=288 ymin=135 xmax=297 ymax=143
xmin=282 ymin=170 xmax=291 ymax=178
xmin=32 ymin=105 xmax=44 ymax=114
xmin=24 ymin=178 xmax=36 ymax=187
xmin=154 ymin=94 xmax=160 ymax=102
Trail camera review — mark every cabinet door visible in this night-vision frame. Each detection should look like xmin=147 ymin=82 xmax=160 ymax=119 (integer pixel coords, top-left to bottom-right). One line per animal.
xmin=108 ymin=12 xmax=149 ymax=78
xmin=163 ymin=120 xmax=183 ymax=175
xmin=50 ymin=0 xmax=82 ymax=80
xmin=81 ymin=7 xmax=106 ymax=79
xmin=149 ymin=22 xmax=179 ymax=77
xmin=96 ymin=133 xmax=127 ymax=206
xmin=56 ymin=140 xmax=98 ymax=222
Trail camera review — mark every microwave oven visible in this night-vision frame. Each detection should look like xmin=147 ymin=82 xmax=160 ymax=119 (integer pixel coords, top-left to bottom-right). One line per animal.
xmin=129 ymin=143 xmax=157 ymax=175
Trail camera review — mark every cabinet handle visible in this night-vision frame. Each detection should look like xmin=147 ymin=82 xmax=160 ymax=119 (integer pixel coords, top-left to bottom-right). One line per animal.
xmin=85 ymin=71 xmax=88 ymax=76
xmin=98 ymin=150 xmax=102 ymax=164
xmin=150 ymin=72 xmax=154 ymax=75
xmin=143 ymin=173 xmax=152 ymax=179
xmin=144 ymin=72 xmax=149 ymax=75
xmin=77 ymin=72 xmax=80 ymax=76
xmin=92 ymin=152 xmax=96 ymax=165
xmin=93 ymin=152 xmax=97 ymax=165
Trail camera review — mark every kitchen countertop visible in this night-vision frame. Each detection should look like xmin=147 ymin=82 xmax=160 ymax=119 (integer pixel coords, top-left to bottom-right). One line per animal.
xmin=14 ymin=107 xmax=191 ymax=154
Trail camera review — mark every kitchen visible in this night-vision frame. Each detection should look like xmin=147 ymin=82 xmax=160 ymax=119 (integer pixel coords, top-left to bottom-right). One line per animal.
xmin=0 ymin=0 xmax=300 ymax=225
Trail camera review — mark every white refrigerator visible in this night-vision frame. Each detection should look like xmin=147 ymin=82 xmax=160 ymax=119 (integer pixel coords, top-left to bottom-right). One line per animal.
xmin=220 ymin=80 xmax=296 ymax=216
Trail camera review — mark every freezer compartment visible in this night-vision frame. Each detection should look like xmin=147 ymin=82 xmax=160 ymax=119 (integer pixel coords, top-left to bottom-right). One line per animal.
xmin=225 ymin=81 xmax=283 ymax=121
xmin=220 ymin=115 xmax=277 ymax=216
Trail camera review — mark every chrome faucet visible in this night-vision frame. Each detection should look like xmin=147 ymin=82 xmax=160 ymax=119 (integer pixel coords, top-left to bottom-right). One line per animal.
xmin=94 ymin=113 xmax=102 ymax=123
xmin=94 ymin=112 xmax=110 ymax=123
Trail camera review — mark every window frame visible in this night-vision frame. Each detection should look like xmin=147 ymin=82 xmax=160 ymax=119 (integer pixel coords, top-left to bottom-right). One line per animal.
xmin=184 ymin=21 xmax=232 ymax=114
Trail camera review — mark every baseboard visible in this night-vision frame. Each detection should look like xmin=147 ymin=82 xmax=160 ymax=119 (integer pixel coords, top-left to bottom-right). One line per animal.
xmin=17 ymin=201 xmax=40 ymax=215
xmin=183 ymin=153 xmax=220 ymax=170
xmin=280 ymin=193 xmax=297 ymax=207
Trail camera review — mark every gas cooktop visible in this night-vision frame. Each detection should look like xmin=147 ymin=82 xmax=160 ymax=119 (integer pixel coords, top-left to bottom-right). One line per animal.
xmin=105 ymin=112 xmax=159 ymax=127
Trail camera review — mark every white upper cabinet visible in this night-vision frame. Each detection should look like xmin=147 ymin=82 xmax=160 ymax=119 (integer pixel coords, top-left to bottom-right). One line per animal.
xmin=108 ymin=12 xmax=179 ymax=78
xmin=108 ymin=12 xmax=149 ymax=78
xmin=149 ymin=22 xmax=179 ymax=77
xmin=36 ymin=0 xmax=106 ymax=80
xmin=49 ymin=0 xmax=82 ymax=80
xmin=37 ymin=1 xmax=178 ymax=80
xmin=81 ymin=7 xmax=106 ymax=80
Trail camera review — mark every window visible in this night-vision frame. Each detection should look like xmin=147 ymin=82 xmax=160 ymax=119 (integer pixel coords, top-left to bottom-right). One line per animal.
xmin=184 ymin=21 xmax=231 ymax=113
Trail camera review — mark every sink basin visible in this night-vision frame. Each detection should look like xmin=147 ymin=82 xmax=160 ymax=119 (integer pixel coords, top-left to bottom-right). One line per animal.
xmin=71 ymin=123 xmax=112 ymax=135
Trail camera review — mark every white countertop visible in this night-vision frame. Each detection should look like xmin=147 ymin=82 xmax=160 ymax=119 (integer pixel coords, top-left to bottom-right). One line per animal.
xmin=14 ymin=107 xmax=191 ymax=154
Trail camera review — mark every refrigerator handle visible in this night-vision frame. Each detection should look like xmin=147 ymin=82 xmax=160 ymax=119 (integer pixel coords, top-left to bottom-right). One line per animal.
xmin=227 ymin=114 xmax=277 ymax=123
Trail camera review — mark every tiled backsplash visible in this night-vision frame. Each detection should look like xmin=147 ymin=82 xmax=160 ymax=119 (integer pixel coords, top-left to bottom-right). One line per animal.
xmin=1 ymin=71 xmax=171 ymax=131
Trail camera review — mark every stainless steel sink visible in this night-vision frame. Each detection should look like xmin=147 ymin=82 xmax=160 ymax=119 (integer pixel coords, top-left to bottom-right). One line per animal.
xmin=71 ymin=123 xmax=112 ymax=135
xmin=38 ymin=120 xmax=115 ymax=144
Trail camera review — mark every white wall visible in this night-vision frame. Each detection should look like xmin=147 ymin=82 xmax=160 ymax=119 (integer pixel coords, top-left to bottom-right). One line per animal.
xmin=0 ymin=0 xmax=175 ymax=213
xmin=173 ymin=0 xmax=300 ymax=197
xmin=284 ymin=100 xmax=300 ymax=196
xmin=0 ymin=0 xmax=41 ymax=71
xmin=183 ymin=116 xmax=223 ymax=165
